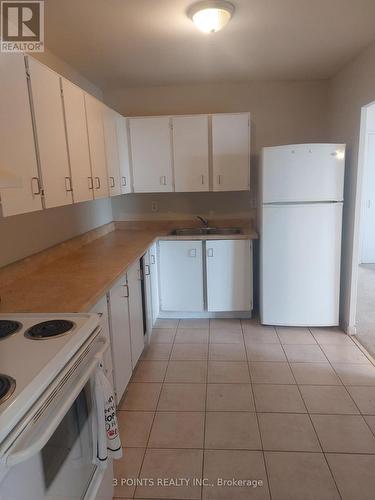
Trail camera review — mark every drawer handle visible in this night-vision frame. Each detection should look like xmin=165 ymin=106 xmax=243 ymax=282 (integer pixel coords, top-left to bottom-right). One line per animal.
xmin=207 ymin=248 xmax=214 ymax=257
xmin=31 ymin=177 xmax=41 ymax=195
xmin=109 ymin=176 xmax=115 ymax=188
xmin=189 ymin=249 xmax=197 ymax=258
xmin=150 ymin=254 xmax=156 ymax=265
xmin=88 ymin=177 xmax=94 ymax=190
xmin=95 ymin=177 xmax=101 ymax=189
xmin=122 ymin=284 xmax=129 ymax=298
xmin=65 ymin=177 xmax=73 ymax=192
xmin=145 ymin=264 xmax=150 ymax=276
xmin=122 ymin=176 xmax=127 ymax=187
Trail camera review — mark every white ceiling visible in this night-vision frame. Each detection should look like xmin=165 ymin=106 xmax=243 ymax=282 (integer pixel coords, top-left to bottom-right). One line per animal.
xmin=45 ymin=0 xmax=375 ymax=89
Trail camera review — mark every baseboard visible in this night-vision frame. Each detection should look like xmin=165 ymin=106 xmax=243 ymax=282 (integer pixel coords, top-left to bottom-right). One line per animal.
xmin=157 ymin=311 xmax=253 ymax=319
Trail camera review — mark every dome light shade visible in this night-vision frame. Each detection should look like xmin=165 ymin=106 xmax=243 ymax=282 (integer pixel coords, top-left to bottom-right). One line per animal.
xmin=188 ymin=1 xmax=234 ymax=33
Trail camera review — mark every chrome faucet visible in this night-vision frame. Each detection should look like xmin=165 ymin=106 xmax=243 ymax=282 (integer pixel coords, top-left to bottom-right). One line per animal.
xmin=196 ymin=215 xmax=209 ymax=227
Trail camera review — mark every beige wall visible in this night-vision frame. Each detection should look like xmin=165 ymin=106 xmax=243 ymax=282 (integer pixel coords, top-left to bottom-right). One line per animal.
xmin=106 ymin=80 xmax=330 ymax=221
xmin=330 ymin=40 xmax=375 ymax=330
xmin=0 ymin=50 xmax=112 ymax=268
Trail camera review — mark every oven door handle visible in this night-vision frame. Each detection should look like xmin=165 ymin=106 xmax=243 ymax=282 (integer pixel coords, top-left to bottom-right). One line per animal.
xmin=4 ymin=339 xmax=109 ymax=467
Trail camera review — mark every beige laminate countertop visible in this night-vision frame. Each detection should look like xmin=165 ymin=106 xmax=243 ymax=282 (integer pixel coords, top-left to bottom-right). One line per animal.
xmin=0 ymin=225 xmax=258 ymax=314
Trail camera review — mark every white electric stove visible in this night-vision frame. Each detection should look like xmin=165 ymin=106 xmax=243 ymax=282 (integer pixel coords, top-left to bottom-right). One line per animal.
xmin=0 ymin=313 xmax=113 ymax=500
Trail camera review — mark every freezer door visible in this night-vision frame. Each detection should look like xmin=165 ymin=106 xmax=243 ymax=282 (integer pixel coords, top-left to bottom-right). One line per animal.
xmin=261 ymin=144 xmax=345 ymax=203
xmin=260 ymin=203 xmax=343 ymax=326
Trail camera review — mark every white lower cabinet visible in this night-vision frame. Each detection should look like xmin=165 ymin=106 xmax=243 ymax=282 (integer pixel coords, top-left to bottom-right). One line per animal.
xmin=108 ymin=274 xmax=133 ymax=404
xmin=159 ymin=241 xmax=204 ymax=312
xmin=127 ymin=260 xmax=145 ymax=367
xmin=206 ymin=240 xmax=253 ymax=311
xmin=149 ymin=243 xmax=160 ymax=325
xmin=158 ymin=239 xmax=253 ymax=314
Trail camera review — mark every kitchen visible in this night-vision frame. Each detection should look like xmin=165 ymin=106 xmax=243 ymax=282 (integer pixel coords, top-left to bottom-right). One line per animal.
xmin=1 ymin=1 xmax=375 ymax=500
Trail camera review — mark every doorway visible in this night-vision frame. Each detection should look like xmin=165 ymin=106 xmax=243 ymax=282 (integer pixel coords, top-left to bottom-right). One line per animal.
xmin=355 ymin=101 xmax=375 ymax=354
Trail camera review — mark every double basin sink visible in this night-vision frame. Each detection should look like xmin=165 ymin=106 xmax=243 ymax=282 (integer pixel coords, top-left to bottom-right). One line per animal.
xmin=170 ymin=227 xmax=242 ymax=236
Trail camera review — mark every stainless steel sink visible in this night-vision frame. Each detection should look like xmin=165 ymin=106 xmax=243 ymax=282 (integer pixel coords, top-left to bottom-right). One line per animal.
xmin=170 ymin=227 xmax=242 ymax=236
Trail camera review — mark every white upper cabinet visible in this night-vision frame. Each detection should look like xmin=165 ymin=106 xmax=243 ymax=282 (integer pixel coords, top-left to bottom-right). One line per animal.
xmin=116 ymin=116 xmax=132 ymax=194
xmin=27 ymin=57 xmax=73 ymax=209
xmin=84 ymin=93 xmax=109 ymax=199
xmin=0 ymin=54 xmax=42 ymax=217
xmin=129 ymin=116 xmax=173 ymax=192
xmin=212 ymin=112 xmax=251 ymax=192
xmin=172 ymin=115 xmax=209 ymax=192
xmin=103 ymin=106 xmax=121 ymax=197
xmin=61 ymin=78 xmax=93 ymax=204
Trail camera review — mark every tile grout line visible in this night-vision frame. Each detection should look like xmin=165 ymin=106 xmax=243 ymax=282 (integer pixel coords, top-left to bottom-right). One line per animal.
xmin=242 ymin=320 xmax=274 ymax=500
xmin=132 ymin=323 xmax=177 ymax=500
xmin=277 ymin=326 xmax=343 ymax=500
xmin=307 ymin=327 xmax=375 ymax=444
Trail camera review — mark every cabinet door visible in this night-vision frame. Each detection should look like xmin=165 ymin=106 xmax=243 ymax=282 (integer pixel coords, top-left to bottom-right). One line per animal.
xmin=103 ymin=106 xmax=121 ymax=197
xmin=0 ymin=54 xmax=42 ymax=216
xmin=116 ymin=116 xmax=132 ymax=194
xmin=206 ymin=240 xmax=252 ymax=311
xmin=108 ymin=277 xmax=133 ymax=403
xmin=142 ymin=252 xmax=153 ymax=336
xmin=129 ymin=116 xmax=173 ymax=192
xmin=61 ymin=78 xmax=93 ymax=203
xmin=84 ymin=93 xmax=109 ymax=198
xmin=159 ymin=241 xmax=204 ymax=312
xmin=149 ymin=243 xmax=159 ymax=325
xmin=27 ymin=57 xmax=73 ymax=208
xmin=127 ymin=260 xmax=145 ymax=367
xmin=172 ymin=115 xmax=209 ymax=192
xmin=212 ymin=113 xmax=250 ymax=192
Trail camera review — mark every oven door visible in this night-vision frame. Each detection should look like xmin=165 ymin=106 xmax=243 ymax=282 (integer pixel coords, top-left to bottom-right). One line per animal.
xmin=0 ymin=337 xmax=111 ymax=500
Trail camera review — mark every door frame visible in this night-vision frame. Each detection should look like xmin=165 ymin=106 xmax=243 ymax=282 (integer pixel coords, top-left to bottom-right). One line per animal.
xmin=347 ymin=100 xmax=375 ymax=334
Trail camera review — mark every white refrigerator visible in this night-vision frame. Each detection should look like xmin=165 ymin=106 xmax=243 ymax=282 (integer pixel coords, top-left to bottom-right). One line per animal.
xmin=260 ymin=143 xmax=346 ymax=326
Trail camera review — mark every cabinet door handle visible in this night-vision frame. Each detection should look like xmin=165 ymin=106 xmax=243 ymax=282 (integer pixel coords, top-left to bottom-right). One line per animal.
xmin=160 ymin=175 xmax=167 ymax=186
xmin=150 ymin=254 xmax=156 ymax=265
xmin=122 ymin=176 xmax=127 ymax=187
xmin=88 ymin=177 xmax=94 ymax=190
xmin=65 ymin=177 xmax=73 ymax=192
xmin=145 ymin=264 xmax=150 ymax=276
xmin=201 ymin=175 xmax=205 ymax=185
xmin=109 ymin=176 xmax=115 ymax=188
xmin=218 ymin=175 xmax=222 ymax=185
xmin=94 ymin=177 xmax=101 ymax=189
xmin=122 ymin=284 xmax=129 ymax=298
xmin=31 ymin=177 xmax=41 ymax=195
xmin=189 ymin=249 xmax=197 ymax=258
xmin=207 ymin=248 xmax=214 ymax=257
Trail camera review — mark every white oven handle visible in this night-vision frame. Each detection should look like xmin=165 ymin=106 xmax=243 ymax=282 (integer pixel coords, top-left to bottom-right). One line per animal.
xmin=4 ymin=338 xmax=109 ymax=467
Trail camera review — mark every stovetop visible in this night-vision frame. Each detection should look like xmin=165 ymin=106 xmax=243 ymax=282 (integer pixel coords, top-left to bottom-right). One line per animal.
xmin=0 ymin=312 xmax=100 ymax=445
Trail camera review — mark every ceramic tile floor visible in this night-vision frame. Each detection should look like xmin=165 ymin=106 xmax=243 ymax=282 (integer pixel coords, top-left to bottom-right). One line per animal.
xmin=113 ymin=319 xmax=375 ymax=500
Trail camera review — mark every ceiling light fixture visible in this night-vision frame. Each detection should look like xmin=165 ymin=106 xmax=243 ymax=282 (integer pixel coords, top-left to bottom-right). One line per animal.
xmin=188 ymin=1 xmax=235 ymax=33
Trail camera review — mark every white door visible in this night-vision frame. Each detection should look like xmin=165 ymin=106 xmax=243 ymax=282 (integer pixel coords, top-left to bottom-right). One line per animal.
xmin=261 ymin=144 xmax=345 ymax=203
xmin=149 ymin=243 xmax=160 ymax=325
xmin=103 ymin=107 xmax=121 ymax=197
xmin=61 ymin=78 xmax=93 ymax=203
xmin=0 ymin=53 xmax=43 ymax=216
xmin=127 ymin=260 xmax=145 ymax=367
xmin=129 ymin=116 xmax=173 ymax=192
xmin=361 ymin=133 xmax=375 ymax=263
xmin=116 ymin=116 xmax=132 ymax=194
xmin=212 ymin=113 xmax=250 ymax=192
xmin=172 ymin=115 xmax=209 ymax=191
xmin=206 ymin=240 xmax=253 ymax=312
xmin=260 ymin=203 xmax=343 ymax=326
xmin=27 ymin=57 xmax=73 ymax=208
xmin=84 ymin=93 xmax=109 ymax=198
xmin=159 ymin=241 xmax=204 ymax=311
xmin=108 ymin=276 xmax=133 ymax=403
